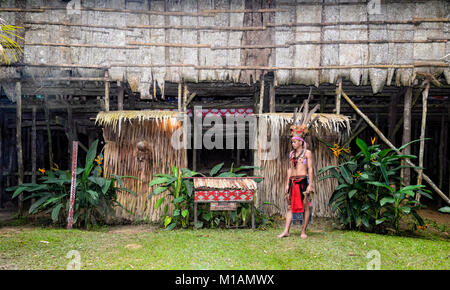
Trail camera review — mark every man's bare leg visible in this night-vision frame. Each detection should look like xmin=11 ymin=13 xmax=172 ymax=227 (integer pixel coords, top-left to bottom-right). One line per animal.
xmin=277 ymin=209 xmax=292 ymax=238
xmin=300 ymin=199 xmax=310 ymax=239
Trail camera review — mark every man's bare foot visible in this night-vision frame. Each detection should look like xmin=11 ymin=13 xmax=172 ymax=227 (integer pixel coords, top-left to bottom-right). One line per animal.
xmin=300 ymin=232 xmax=307 ymax=239
xmin=277 ymin=232 xmax=290 ymax=238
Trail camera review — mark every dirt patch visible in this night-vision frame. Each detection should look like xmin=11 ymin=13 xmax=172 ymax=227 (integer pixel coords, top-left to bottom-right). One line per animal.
xmin=0 ymin=226 xmax=34 ymax=236
xmin=124 ymin=244 xmax=143 ymax=249
xmin=419 ymin=208 xmax=450 ymax=225
xmin=107 ymin=225 xmax=157 ymax=235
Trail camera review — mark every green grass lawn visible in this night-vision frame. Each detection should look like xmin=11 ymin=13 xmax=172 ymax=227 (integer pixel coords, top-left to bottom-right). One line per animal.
xmin=1 ymin=219 xmax=448 ymax=270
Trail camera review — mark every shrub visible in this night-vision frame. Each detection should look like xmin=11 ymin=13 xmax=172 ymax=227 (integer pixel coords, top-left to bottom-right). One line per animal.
xmin=7 ymin=140 xmax=137 ymax=229
xmin=318 ymin=137 xmax=432 ymax=235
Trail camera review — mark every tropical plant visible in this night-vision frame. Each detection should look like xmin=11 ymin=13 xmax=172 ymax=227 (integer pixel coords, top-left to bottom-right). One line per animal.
xmin=7 ymin=140 xmax=138 ymax=228
xmin=0 ymin=18 xmax=23 ymax=64
xmin=318 ymin=137 xmax=432 ymax=235
xmin=148 ymin=162 xmax=265 ymax=230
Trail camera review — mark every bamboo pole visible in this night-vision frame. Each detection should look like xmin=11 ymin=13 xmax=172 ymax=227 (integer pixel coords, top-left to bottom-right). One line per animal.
xmin=438 ymin=113 xmax=446 ymax=208
xmin=0 ymin=114 xmax=3 ymax=208
xmin=31 ymin=106 xmax=37 ymax=204
xmin=392 ymin=88 xmax=422 ymax=138
xmin=183 ymin=84 xmax=188 ymax=165
xmin=340 ymin=89 xmax=450 ymax=205
xmin=258 ymin=80 xmax=265 ymax=114
xmin=44 ymin=95 xmax=53 ymax=169
xmin=16 ymin=82 xmax=24 ymax=214
xmin=336 ymin=78 xmax=342 ymax=115
xmin=25 ymin=42 xmax=139 ymax=49
xmin=402 ymin=87 xmax=413 ymax=186
xmin=416 ymin=81 xmax=430 ymax=201
xmin=117 ymin=81 xmax=124 ymax=111
xmin=104 ymin=71 xmax=110 ymax=112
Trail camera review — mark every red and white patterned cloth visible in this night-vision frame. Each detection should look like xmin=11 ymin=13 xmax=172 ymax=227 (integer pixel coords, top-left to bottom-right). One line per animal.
xmin=195 ymin=190 xmax=254 ymax=202
xmin=159 ymin=108 xmax=254 ymax=117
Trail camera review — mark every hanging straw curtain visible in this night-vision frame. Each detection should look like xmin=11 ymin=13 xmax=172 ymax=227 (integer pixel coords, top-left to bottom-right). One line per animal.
xmin=256 ymin=113 xmax=350 ymax=217
xmin=96 ymin=111 xmax=186 ymax=222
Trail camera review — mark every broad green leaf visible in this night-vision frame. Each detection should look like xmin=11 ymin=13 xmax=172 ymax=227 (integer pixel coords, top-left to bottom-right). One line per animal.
xmin=318 ymin=175 xmax=334 ymax=182
xmin=348 ymin=189 xmax=357 ymax=199
xmin=148 ymin=186 xmax=168 ymax=199
xmin=155 ymin=197 xmax=165 ymax=209
xmin=173 ymin=209 xmax=180 ymax=217
xmin=356 ymin=138 xmax=370 ymax=159
xmin=181 ymin=209 xmax=189 ymax=218
xmin=29 ymin=195 xmax=51 ymax=214
xmin=438 ymin=207 xmax=450 ymax=213
xmin=209 ymin=162 xmax=224 ymax=177
xmin=173 ymin=196 xmax=185 ymax=204
xmin=318 ymin=165 xmax=338 ymax=175
xmin=234 ymin=165 xmax=263 ymax=172
xmin=367 ymin=181 xmax=393 ymax=192
xmin=164 ymin=215 xmax=172 ymax=227
xmin=401 ymin=206 xmax=411 ymax=214
xmin=183 ymin=180 xmax=194 ymax=196
xmin=165 ymin=223 xmax=177 ymax=231
xmin=376 ymin=217 xmax=386 ymax=225
xmin=380 ymin=197 xmax=394 ymax=207
xmin=51 ymin=204 xmax=63 ymax=222
xmin=340 ymin=165 xmax=353 ymax=184
xmin=149 ymin=177 xmax=171 ymax=187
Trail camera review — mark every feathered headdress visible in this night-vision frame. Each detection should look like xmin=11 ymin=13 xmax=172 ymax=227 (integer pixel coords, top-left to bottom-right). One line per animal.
xmin=289 ymin=88 xmax=320 ymax=167
xmin=290 ymin=87 xmax=320 ymax=140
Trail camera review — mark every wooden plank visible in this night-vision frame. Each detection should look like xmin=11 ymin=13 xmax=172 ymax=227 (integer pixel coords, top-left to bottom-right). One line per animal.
xmin=210 ymin=202 xmax=237 ymax=211
xmin=269 ymin=79 xmax=275 ymax=113
xmin=336 ymin=78 xmax=342 ymax=114
xmin=16 ymin=82 xmax=24 ymax=214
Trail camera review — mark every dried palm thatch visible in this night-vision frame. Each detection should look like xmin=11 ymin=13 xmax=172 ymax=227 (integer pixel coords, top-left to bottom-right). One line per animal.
xmin=192 ymin=177 xmax=258 ymax=191
xmin=256 ymin=113 xmax=350 ymax=218
xmin=96 ymin=110 xmax=186 ymax=221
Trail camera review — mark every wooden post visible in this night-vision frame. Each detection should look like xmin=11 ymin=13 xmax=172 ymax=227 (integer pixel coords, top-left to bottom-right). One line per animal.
xmin=320 ymin=93 xmax=325 ymax=113
xmin=258 ymin=79 xmax=264 ymax=115
xmin=104 ymin=71 xmax=110 ymax=112
xmin=0 ymin=113 xmax=3 ymax=208
xmin=31 ymin=106 xmax=37 ymax=204
xmin=388 ymin=91 xmax=399 ymax=144
xmin=401 ymin=87 xmax=412 ymax=186
xmin=438 ymin=113 xmax=446 ymax=208
xmin=251 ymin=202 xmax=255 ymax=230
xmin=269 ymin=79 xmax=275 ymax=113
xmin=340 ymin=89 xmax=450 ymax=205
xmin=183 ymin=83 xmax=188 ymax=166
xmin=16 ymin=82 xmax=24 ymax=214
xmin=43 ymin=95 xmax=54 ymax=169
xmin=117 ymin=81 xmax=124 ymax=111
xmin=416 ymin=81 xmax=430 ymax=201
xmin=335 ymin=78 xmax=342 ymax=114
xmin=66 ymin=101 xmax=74 ymax=162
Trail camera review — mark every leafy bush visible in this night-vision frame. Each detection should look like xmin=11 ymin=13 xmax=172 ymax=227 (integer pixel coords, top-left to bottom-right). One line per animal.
xmin=148 ymin=162 xmax=269 ymax=230
xmin=7 ymin=140 xmax=137 ymax=229
xmin=318 ymin=137 xmax=432 ymax=235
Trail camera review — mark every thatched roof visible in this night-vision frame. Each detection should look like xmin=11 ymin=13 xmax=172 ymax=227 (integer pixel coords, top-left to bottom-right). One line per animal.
xmin=192 ymin=177 xmax=258 ymax=191
xmin=1 ymin=0 xmax=449 ymax=100
xmin=259 ymin=112 xmax=351 ymax=136
xmin=95 ymin=110 xmax=183 ymax=136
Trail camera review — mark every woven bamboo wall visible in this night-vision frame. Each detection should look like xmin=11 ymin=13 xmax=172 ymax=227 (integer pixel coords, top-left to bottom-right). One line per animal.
xmin=1 ymin=0 xmax=449 ymax=101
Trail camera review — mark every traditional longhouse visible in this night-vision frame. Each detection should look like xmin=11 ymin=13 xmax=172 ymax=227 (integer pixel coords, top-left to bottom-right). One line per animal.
xmin=0 ymin=0 xmax=449 ymax=218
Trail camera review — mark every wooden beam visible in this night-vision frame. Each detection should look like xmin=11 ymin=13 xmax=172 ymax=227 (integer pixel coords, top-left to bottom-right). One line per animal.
xmin=16 ymin=82 xmax=24 ymax=214
xmin=416 ymin=81 xmax=430 ymax=201
xmin=340 ymin=89 xmax=450 ymax=205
